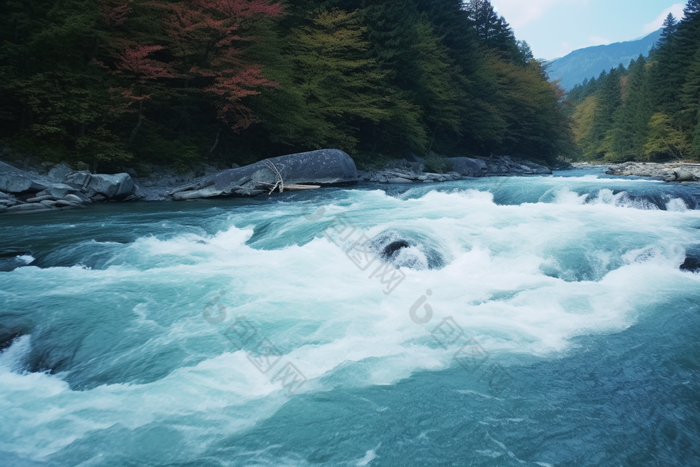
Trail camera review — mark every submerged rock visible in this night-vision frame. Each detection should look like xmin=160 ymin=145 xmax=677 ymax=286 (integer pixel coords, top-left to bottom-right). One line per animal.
xmin=370 ymin=230 xmax=445 ymax=270
xmin=170 ymin=149 xmax=357 ymax=200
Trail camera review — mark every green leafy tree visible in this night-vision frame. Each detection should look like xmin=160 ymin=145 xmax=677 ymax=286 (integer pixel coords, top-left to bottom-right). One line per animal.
xmin=644 ymin=112 xmax=689 ymax=160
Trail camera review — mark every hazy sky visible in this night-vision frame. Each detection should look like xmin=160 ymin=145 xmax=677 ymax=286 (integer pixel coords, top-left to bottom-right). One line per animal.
xmin=491 ymin=0 xmax=687 ymax=60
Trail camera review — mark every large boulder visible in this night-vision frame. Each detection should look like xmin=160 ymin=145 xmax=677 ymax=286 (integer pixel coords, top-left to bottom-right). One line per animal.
xmin=520 ymin=160 xmax=552 ymax=175
xmin=65 ymin=172 xmax=138 ymax=200
xmin=0 ymin=161 xmax=25 ymax=174
xmin=450 ymin=157 xmax=487 ymax=177
xmin=0 ymin=173 xmax=49 ymax=194
xmin=0 ymin=160 xmax=50 ymax=194
xmin=87 ymin=173 xmax=136 ymax=200
xmin=674 ymin=169 xmax=697 ymax=182
xmin=171 ymin=149 xmax=357 ymax=200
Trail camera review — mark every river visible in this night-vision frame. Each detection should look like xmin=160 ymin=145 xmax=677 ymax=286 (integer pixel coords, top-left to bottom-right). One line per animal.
xmin=1 ymin=168 xmax=699 ymax=466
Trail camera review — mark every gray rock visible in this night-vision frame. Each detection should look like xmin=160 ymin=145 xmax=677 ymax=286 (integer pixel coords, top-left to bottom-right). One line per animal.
xmin=7 ymin=203 xmax=50 ymax=213
xmin=64 ymin=172 xmax=137 ymax=201
xmin=65 ymin=171 xmax=92 ymax=190
xmin=26 ymin=195 xmax=55 ymax=203
xmin=48 ymin=183 xmax=77 ymax=199
xmin=48 ymin=164 xmax=72 ymax=182
xmin=387 ymin=177 xmax=414 ymax=184
xmin=674 ymin=169 xmax=697 ymax=182
xmin=87 ymin=173 xmax=131 ymax=199
xmin=63 ymin=194 xmax=85 ymax=204
xmin=0 ymin=192 xmax=17 ymax=205
xmin=521 ymin=161 xmax=552 ymax=175
xmin=0 ymin=205 xmax=6 ymax=213
xmin=172 ymin=187 xmax=224 ymax=201
xmin=0 ymin=174 xmax=49 ymax=194
xmin=607 ymin=162 xmax=700 ymax=181
xmin=71 ymin=191 xmax=92 ymax=203
xmin=41 ymin=200 xmax=57 ymax=207
xmin=171 ymin=149 xmax=357 ymax=200
xmin=450 ymin=157 xmax=487 ymax=177
xmin=0 ymin=161 xmax=25 ymax=174
xmin=90 ymin=173 xmax=137 ymax=200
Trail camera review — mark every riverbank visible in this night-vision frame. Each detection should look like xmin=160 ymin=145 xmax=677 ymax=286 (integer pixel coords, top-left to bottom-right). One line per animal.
xmin=0 ymin=152 xmax=555 ymax=214
xmin=5 ymin=153 xmax=700 ymax=216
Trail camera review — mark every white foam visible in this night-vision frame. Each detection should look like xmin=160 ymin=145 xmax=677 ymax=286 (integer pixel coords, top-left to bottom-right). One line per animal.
xmin=355 ymin=445 xmax=380 ymax=466
xmin=667 ymin=197 xmax=689 ymax=212
xmin=16 ymin=255 xmax=35 ymax=265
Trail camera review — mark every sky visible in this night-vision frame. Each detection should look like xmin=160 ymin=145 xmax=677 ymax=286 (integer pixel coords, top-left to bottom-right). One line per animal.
xmin=491 ymin=0 xmax=687 ymax=60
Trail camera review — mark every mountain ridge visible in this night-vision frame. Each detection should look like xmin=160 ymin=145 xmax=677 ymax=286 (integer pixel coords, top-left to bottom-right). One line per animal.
xmin=548 ymin=29 xmax=662 ymax=90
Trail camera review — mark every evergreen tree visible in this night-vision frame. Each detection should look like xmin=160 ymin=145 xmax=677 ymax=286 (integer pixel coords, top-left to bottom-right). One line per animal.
xmin=659 ymin=13 xmax=678 ymax=46
xmin=588 ymin=68 xmax=622 ymax=159
xmin=607 ymin=56 xmax=652 ymax=160
xmin=284 ymin=8 xmax=389 ymax=152
xmin=465 ymin=0 xmax=519 ymax=60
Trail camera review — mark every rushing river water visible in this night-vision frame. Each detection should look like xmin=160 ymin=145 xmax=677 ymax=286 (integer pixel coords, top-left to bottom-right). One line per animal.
xmin=1 ymin=168 xmax=700 ymax=466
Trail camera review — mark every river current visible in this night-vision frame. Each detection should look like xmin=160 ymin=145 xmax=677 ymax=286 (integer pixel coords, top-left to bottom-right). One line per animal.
xmin=1 ymin=168 xmax=699 ymax=466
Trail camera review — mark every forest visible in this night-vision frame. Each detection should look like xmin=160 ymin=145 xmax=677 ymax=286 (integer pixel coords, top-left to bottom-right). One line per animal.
xmin=567 ymin=0 xmax=700 ymax=162
xmin=0 ymin=0 xmax=573 ymax=171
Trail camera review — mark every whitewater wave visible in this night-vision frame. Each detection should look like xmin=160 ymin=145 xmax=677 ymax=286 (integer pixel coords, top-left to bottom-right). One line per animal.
xmin=1 ymin=180 xmax=699 ymax=462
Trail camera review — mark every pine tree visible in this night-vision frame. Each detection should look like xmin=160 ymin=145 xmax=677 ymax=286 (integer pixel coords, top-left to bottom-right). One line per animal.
xmin=465 ymin=0 xmax=519 ymax=60
xmin=285 ymin=8 xmax=390 ymax=151
xmin=588 ymin=68 xmax=622 ymax=159
xmin=659 ymin=13 xmax=678 ymax=46
xmin=682 ymin=48 xmax=700 ymax=157
xmin=607 ymin=56 xmax=652 ymax=160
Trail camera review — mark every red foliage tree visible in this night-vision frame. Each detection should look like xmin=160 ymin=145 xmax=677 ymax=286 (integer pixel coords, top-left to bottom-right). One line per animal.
xmin=116 ymin=45 xmax=176 ymax=82
xmin=102 ymin=0 xmax=283 ymax=134
xmin=149 ymin=0 xmax=284 ymax=129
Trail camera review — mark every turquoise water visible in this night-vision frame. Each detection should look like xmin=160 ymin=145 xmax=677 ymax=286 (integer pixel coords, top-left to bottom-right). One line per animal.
xmin=1 ymin=170 xmax=699 ymax=466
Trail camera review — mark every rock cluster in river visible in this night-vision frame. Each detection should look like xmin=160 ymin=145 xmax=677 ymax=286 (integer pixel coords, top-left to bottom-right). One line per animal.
xmin=606 ymin=162 xmax=700 ymax=182
xmin=601 ymin=161 xmax=700 ymax=182
xmin=358 ymin=155 xmax=552 ymax=184
xmin=0 ymin=161 xmax=141 ymax=214
xmin=1 ymin=151 xmax=555 ymax=209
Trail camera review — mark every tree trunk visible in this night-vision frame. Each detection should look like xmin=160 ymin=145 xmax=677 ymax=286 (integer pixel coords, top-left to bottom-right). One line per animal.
xmin=208 ymin=127 xmax=222 ymax=156
xmin=128 ymin=101 xmax=144 ymax=148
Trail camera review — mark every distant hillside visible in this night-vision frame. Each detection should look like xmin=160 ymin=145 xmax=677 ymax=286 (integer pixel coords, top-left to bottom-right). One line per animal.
xmin=548 ymin=29 xmax=662 ymax=90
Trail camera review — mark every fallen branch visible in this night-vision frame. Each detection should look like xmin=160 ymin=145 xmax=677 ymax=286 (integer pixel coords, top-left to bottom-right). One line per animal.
xmin=264 ymin=160 xmax=284 ymax=194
